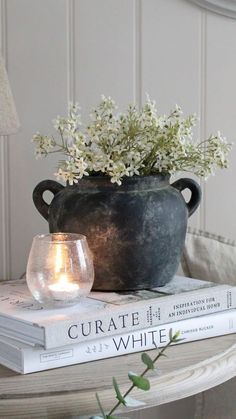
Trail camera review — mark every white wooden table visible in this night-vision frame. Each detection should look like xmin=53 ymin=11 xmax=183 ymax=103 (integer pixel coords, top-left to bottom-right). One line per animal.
xmin=0 ymin=335 xmax=235 ymax=418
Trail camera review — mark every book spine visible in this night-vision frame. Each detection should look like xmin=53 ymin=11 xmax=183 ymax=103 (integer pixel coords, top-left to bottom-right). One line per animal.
xmin=45 ymin=285 xmax=236 ymax=348
xmin=21 ymin=310 xmax=236 ymax=373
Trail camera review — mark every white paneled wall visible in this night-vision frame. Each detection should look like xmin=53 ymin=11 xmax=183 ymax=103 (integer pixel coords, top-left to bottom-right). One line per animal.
xmin=2 ymin=0 xmax=236 ymax=279
xmin=6 ymin=0 xmax=69 ymax=279
xmin=74 ymin=0 xmax=137 ymax=113
xmin=0 ymin=0 xmax=12 ymax=279
xmin=205 ymin=11 xmax=236 ymax=236
xmin=1 ymin=1 xmax=236 ymax=417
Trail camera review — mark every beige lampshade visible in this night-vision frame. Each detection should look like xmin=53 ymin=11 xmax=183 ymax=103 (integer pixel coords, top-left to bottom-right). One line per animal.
xmin=0 ymin=54 xmax=20 ymax=135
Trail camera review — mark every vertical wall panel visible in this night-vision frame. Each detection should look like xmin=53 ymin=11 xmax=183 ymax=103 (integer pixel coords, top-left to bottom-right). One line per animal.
xmin=0 ymin=0 xmax=11 ymax=279
xmin=205 ymin=13 xmax=236 ymax=238
xmin=199 ymin=10 xmax=207 ymax=230
xmin=0 ymin=0 xmax=4 ymax=278
xmin=142 ymin=0 xmax=201 ymax=112
xmin=74 ymin=0 xmax=136 ymax=118
xmin=141 ymin=0 xmax=202 ymax=228
xmin=6 ymin=0 xmax=68 ymax=277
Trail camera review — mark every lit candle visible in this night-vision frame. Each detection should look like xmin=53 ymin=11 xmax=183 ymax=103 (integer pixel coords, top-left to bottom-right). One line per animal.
xmin=48 ymin=274 xmax=80 ymax=301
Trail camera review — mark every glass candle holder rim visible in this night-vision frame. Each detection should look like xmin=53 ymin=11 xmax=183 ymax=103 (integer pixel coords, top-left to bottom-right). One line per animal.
xmin=34 ymin=232 xmax=87 ymax=243
xmin=27 ymin=232 xmax=94 ymax=308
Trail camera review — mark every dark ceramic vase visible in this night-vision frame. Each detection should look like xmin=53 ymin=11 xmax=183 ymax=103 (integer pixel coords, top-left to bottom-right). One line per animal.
xmin=33 ymin=174 xmax=201 ymax=291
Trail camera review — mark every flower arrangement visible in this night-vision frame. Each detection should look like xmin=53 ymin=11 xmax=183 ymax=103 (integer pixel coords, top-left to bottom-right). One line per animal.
xmin=33 ymin=96 xmax=231 ymax=185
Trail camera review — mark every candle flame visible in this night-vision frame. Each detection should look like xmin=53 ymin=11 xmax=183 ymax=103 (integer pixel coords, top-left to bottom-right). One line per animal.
xmin=55 ymin=244 xmax=63 ymax=273
xmin=49 ymin=273 xmax=80 ymax=294
xmin=58 ymin=273 xmax=70 ymax=287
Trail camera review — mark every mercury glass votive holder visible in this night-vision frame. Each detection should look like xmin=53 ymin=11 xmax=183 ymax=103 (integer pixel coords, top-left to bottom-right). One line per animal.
xmin=26 ymin=233 xmax=94 ymax=308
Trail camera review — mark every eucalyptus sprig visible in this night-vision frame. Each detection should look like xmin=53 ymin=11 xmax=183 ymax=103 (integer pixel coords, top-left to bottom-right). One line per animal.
xmin=90 ymin=329 xmax=182 ymax=419
xmin=32 ymin=96 xmax=232 ymax=186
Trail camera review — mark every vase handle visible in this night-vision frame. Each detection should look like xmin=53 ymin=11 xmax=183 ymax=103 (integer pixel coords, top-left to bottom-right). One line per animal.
xmin=171 ymin=178 xmax=201 ymax=217
xmin=33 ymin=180 xmax=65 ymax=221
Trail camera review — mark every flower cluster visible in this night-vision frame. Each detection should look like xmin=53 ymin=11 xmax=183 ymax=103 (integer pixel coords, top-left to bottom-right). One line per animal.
xmin=32 ymin=96 xmax=231 ymax=185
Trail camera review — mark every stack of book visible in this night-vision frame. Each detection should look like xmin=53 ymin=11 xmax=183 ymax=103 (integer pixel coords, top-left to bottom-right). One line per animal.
xmin=0 ymin=275 xmax=235 ymax=374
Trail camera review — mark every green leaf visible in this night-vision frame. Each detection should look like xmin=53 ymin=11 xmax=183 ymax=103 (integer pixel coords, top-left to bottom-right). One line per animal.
xmin=128 ymin=372 xmax=150 ymax=391
xmin=169 ymin=328 xmax=182 ymax=341
xmin=96 ymin=393 xmax=106 ymax=419
xmin=153 ymin=342 xmax=168 ymax=357
xmin=141 ymin=352 xmax=154 ymax=370
xmin=160 ymin=352 xmax=168 ymax=357
xmin=172 ymin=330 xmax=181 ymax=341
xmin=112 ymin=377 xmax=126 ymax=405
xmin=124 ymin=396 xmax=146 ymax=407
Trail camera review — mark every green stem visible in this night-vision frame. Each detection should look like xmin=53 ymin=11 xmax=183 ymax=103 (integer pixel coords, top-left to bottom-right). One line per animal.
xmin=107 ymin=339 xmax=174 ymax=417
xmin=59 ymin=127 xmax=65 ymax=148
xmin=108 ymin=384 xmax=135 ymax=416
xmin=45 ymin=148 xmax=64 ymax=155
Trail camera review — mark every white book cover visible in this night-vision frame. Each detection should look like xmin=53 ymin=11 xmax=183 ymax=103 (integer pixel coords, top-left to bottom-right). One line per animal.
xmin=0 ymin=309 xmax=235 ymax=374
xmin=0 ymin=276 xmax=235 ymax=349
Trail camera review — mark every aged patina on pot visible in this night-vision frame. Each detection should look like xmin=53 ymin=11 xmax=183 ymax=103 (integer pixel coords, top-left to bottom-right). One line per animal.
xmin=33 ymin=175 xmax=201 ymax=291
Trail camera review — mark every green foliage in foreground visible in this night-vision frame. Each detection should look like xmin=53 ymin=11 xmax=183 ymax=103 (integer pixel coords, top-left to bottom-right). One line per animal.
xmin=90 ymin=329 xmax=182 ymax=419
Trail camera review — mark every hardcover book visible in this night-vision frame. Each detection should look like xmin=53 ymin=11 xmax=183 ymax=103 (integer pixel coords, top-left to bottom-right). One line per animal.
xmin=0 ymin=309 xmax=235 ymax=374
xmin=0 ymin=276 xmax=235 ymax=349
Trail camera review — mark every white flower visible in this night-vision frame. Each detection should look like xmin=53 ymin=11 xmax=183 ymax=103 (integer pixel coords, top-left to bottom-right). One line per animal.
xmin=32 ymin=133 xmax=55 ymax=156
xmin=32 ymin=97 xmax=232 ymax=185
xmin=56 ymin=168 xmax=78 ymax=186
